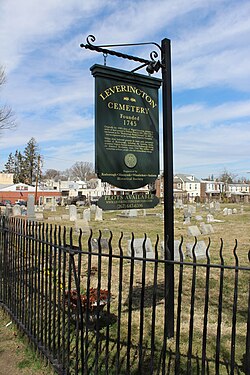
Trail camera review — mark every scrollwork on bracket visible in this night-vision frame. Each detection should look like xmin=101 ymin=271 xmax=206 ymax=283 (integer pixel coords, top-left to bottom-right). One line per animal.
xmin=80 ymin=34 xmax=163 ymax=73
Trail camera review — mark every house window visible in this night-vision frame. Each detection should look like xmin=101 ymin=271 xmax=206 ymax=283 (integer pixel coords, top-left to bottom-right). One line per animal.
xmin=189 ymin=184 xmax=192 ymax=190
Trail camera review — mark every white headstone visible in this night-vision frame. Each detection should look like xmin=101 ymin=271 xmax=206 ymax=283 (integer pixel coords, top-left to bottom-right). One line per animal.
xmin=195 ymin=215 xmax=203 ymax=221
xmin=12 ymin=204 xmax=21 ymax=217
xmin=232 ymin=208 xmax=237 ymax=214
xmin=27 ymin=195 xmax=35 ymax=220
xmin=223 ymin=208 xmax=228 ymax=216
xmin=200 ymin=223 xmax=214 ymax=235
xmin=161 ymin=240 xmax=185 ymax=261
xmin=91 ymin=238 xmax=109 ymax=250
xmin=128 ymin=209 xmax=138 ymax=217
xmin=83 ymin=208 xmax=91 ymax=222
xmin=183 ymin=217 xmax=191 ymax=225
xmin=69 ymin=205 xmax=77 ymax=221
xmin=95 ymin=206 xmax=103 ymax=221
xmin=186 ymin=241 xmax=208 ymax=260
xmin=207 ymin=214 xmax=214 ymax=223
xmin=127 ymin=238 xmax=155 ymax=259
xmin=35 ymin=212 xmax=44 ymax=220
xmin=215 ymin=202 xmax=221 ymax=211
xmin=187 ymin=226 xmax=201 ymax=237
xmin=74 ymin=219 xmax=90 ymax=234
xmin=61 ymin=214 xmax=70 ymax=221
xmin=227 ymin=208 xmax=232 ymax=215
xmin=90 ymin=204 xmax=97 ymax=212
xmin=200 ymin=222 xmax=209 ymax=235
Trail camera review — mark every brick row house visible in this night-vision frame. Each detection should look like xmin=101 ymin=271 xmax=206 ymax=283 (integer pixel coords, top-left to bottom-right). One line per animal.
xmin=1 ymin=172 xmax=250 ymax=205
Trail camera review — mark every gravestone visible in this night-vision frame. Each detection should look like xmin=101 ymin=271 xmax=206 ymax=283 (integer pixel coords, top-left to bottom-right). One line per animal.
xmin=184 ymin=207 xmax=192 ymax=220
xmin=188 ymin=205 xmax=196 ymax=214
xmin=119 ymin=209 xmax=138 ymax=218
xmin=200 ymin=223 xmax=214 ymax=235
xmin=206 ymin=224 xmax=214 ymax=233
xmin=35 ymin=212 xmax=44 ymax=220
xmin=83 ymin=208 xmax=91 ymax=222
xmin=207 ymin=214 xmax=214 ymax=223
xmin=215 ymin=202 xmax=221 ymax=211
xmin=127 ymin=238 xmax=155 ymax=259
xmin=223 ymin=208 xmax=228 ymax=216
xmin=240 ymin=205 xmax=244 ymax=214
xmin=183 ymin=217 xmax=191 ymax=225
xmin=227 ymin=208 xmax=232 ymax=215
xmin=5 ymin=204 xmax=12 ymax=217
xmin=21 ymin=207 xmax=27 ymax=216
xmin=69 ymin=205 xmax=77 ymax=221
xmin=95 ymin=206 xmax=103 ymax=221
xmin=27 ymin=195 xmax=35 ymax=221
xmin=12 ymin=204 xmax=21 ymax=217
xmin=61 ymin=214 xmax=70 ymax=221
xmin=74 ymin=219 xmax=90 ymax=234
xmin=187 ymin=226 xmax=201 ymax=237
xmin=195 ymin=215 xmax=203 ymax=221
xmin=128 ymin=209 xmax=138 ymax=217
xmin=175 ymin=199 xmax=183 ymax=209
xmin=91 ymin=238 xmax=109 ymax=250
xmin=161 ymin=240 xmax=185 ymax=261
xmin=90 ymin=204 xmax=97 ymax=212
xmin=232 ymin=208 xmax=237 ymax=214
xmin=0 ymin=206 xmax=5 ymax=215
xmin=186 ymin=240 xmax=208 ymax=260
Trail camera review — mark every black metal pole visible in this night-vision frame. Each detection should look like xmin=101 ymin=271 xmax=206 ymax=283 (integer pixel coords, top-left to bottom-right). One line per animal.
xmin=161 ymin=38 xmax=174 ymax=338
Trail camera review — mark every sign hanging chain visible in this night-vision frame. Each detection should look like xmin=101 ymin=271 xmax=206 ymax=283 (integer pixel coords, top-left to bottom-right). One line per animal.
xmin=103 ymin=52 xmax=108 ymax=66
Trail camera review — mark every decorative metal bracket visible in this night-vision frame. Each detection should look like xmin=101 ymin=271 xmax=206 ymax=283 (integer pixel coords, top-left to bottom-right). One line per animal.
xmin=80 ymin=35 xmax=163 ymax=74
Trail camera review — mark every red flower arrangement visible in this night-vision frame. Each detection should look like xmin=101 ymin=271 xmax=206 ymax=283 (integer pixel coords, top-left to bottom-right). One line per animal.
xmin=64 ymin=288 xmax=110 ymax=314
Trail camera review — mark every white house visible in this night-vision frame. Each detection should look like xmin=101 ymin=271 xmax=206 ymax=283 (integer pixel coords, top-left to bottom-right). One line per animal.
xmin=174 ymin=174 xmax=200 ymax=202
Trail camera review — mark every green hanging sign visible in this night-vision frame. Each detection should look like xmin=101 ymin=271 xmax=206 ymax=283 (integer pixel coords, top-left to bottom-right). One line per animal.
xmin=97 ymin=193 xmax=159 ymax=211
xmin=90 ymin=65 xmax=161 ymax=189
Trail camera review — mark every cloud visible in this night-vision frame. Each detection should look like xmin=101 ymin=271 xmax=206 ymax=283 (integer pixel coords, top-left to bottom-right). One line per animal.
xmin=174 ymin=100 xmax=250 ymax=128
xmin=0 ymin=0 xmax=250 ymax=179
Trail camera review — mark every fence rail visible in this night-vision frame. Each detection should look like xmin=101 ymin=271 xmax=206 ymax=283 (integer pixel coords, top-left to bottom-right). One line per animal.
xmin=0 ymin=216 xmax=249 ymax=374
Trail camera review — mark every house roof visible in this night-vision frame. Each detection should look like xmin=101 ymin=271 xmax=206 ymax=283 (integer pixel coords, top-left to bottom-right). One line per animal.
xmin=0 ymin=184 xmax=13 ymax=190
xmin=175 ymin=174 xmax=200 ymax=183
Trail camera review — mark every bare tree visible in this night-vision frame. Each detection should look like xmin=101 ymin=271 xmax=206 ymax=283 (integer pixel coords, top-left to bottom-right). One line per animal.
xmin=68 ymin=161 xmax=95 ymax=180
xmin=0 ymin=66 xmax=16 ymax=131
xmin=42 ymin=169 xmax=62 ymax=181
xmin=218 ymin=168 xmax=237 ymax=184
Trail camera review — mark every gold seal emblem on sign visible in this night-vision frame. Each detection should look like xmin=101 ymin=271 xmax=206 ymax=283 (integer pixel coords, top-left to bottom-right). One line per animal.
xmin=124 ymin=153 xmax=137 ymax=168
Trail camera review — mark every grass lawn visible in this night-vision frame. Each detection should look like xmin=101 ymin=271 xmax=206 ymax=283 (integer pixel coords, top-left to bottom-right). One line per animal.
xmin=1 ymin=201 xmax=249 ymax=374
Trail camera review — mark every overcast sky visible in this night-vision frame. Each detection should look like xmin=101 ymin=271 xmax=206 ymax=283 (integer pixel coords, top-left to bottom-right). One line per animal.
xmin=0 ymin=0 xmax=250 ymax=180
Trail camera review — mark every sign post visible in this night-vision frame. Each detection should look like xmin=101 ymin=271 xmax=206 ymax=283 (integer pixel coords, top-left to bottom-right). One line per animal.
xmin=80 ymin=35 xmax=174 ymax=339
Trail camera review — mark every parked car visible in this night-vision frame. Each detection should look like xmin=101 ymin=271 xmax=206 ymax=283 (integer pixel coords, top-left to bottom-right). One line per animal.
xmin=15 ymin=199 xmax=27 ymax=206
xmin=0 ymin=200 xmax=11 ymax=206
xmin=68 ymin=196 xmax=87 ymax=206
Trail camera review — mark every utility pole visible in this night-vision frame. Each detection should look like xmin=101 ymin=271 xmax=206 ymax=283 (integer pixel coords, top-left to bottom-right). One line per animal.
xmin=34 ymin=155 xmax=40 ymax=205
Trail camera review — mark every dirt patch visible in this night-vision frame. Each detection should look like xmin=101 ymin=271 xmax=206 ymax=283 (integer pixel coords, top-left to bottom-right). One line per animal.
xmin=0 ymin=307 xmax=54 ymax=375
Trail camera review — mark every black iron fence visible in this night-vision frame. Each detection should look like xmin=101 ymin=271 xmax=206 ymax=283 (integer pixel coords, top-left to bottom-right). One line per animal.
xmin=0 ymin=216 xmax=249 ymax=374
